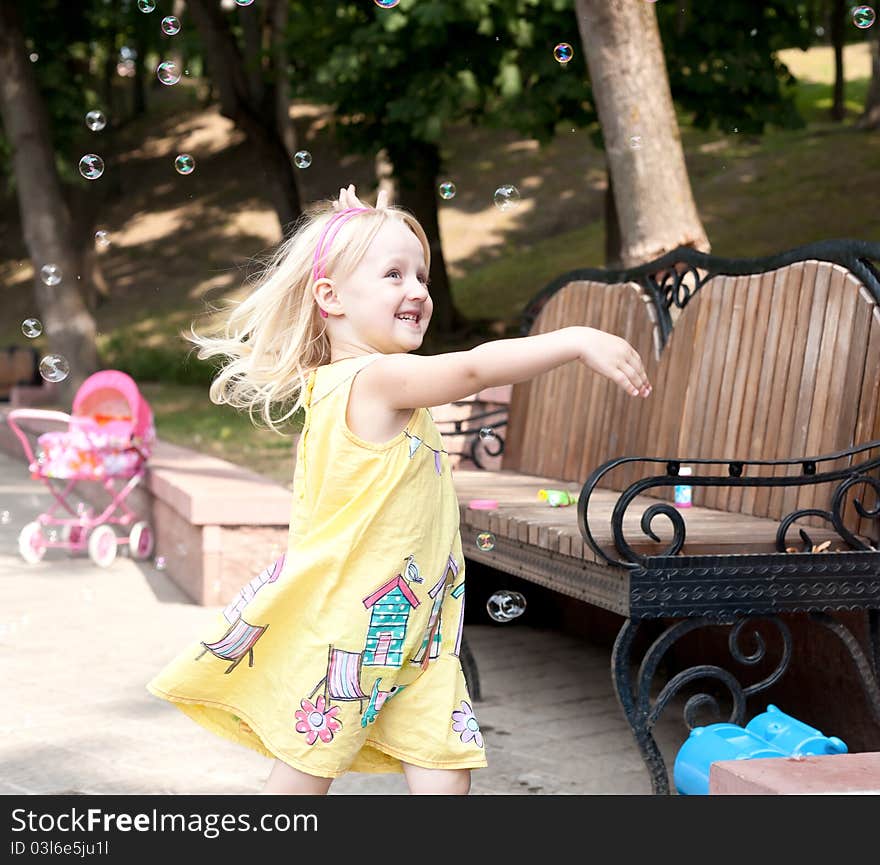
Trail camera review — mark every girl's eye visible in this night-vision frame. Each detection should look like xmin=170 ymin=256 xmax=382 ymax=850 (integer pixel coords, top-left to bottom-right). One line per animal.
xmin=386 ymin=269 xmax=401 ymax=279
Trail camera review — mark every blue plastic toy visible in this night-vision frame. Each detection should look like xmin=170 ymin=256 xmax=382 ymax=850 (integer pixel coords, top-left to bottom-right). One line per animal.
xmin=673 ymin=724 xmax=788 ymax=796
xmin=673 ymin=706 xmax=848 ymax=795
xmin=745 ymin=704 xmax=848 ymax=757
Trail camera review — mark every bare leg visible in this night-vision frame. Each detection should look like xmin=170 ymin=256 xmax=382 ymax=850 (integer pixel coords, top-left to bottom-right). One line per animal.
xmin=260 ymin=758 xmax=333 ymax=795
xmin=402 ymin=762 xmax=471 ymax=795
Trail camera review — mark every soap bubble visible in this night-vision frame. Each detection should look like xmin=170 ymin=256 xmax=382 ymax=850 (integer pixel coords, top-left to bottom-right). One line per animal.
xmin=493 ymin=185 xmax=520 ymax=211
xmin=156 ymin=61 xmax=181 ymax=86
xmin=29 ymin=52 xmax=39 ymax=62
xmin=161 ymin=15 xmax=181 ymax=35
xmin=293 ymin=150 xmax=312 ymax=169
xmin=39 ymin=354 xmax=70 ymax=383
xmin=479 ymin=427 xmax=496 ymax=440
xmin=85 ymin=110 xmax=106 ymax=132
xmin=476 ymin=532 xmax=496 ymax=552
xmin=78 ymin=154 xmax=104 ymax=180
xmin=852 ymin=6 xmax=876 ymax=28
xmin=630 ymin=135 xmax=642 ymax=149
xmin=0 ymin=511 xmax=10 ymax=525
xmin=374 ymin=0 xmax=400 ymax=7
xmin=553 ymin=43 xmax=573 ymax=65
xmin=154 ymin=556 xmax=167 ymax=570
xmin=40 ymin=264 xmax=62 ymax=286
xmin=95 ymin=230 xmax=111 ymax=248
xmin=21 ymin=318 xmax=42 ymax=338
xmin=235 ymin=0 xmax=255 ymax=5
xmin=138 ymin=0 xmax=156 ymax=11
xmin=486 ymin=590 xmax=527 ymax=623
xmin=439 ymin=181 xmax=457 ymax=200
xmin=174 ymin=154 xmax=195 ymax=175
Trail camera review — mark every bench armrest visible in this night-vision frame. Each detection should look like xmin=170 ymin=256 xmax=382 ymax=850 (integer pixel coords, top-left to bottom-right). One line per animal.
xmin=577 ymin=439 xmax=880 ymax=568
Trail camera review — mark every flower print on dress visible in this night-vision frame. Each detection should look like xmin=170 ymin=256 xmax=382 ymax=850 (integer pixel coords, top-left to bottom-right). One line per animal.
xmin=294 ymin=695 xmax=342 ymax=745
xmin=451 ymin=699 xmax=483 ymax=748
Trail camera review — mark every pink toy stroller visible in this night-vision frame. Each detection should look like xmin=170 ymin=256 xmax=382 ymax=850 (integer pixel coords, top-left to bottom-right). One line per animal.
xmin=7 ymin=369 xmax=156 ymax=568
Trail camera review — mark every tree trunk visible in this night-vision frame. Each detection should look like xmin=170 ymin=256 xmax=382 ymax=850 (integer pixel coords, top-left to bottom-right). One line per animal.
xmin=603 ymin=156 xmax=622 ymax=268
xmin=859 ymin=23 xmax=880 ymax=129
xmin=133 ymin=9 xmax=148 ymax=118
xmin=268 ymin=0 xmax=297 ymax=158
xmin=0 ymin=0 xmax=98 ymax=402
xmin=240 ymin=0 xmax=265 ymax=107
xmin=389 ymin=141 xmax=466 ymax=338
xmin=188 ymin=0 xmax=301 ymax=233
xmin=574 ymin=0 xmax=710 ymax=267
xmin=830 ymin=0 xmax=846 ymax=122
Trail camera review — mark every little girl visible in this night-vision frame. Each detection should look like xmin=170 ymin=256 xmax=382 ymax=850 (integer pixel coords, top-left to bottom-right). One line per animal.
xmin=146 ymin=184 xmax=651 ymax=796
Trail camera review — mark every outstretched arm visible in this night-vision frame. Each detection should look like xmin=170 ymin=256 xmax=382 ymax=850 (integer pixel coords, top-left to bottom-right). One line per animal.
xmin=360 ymin=327 xmax=651 ymax=412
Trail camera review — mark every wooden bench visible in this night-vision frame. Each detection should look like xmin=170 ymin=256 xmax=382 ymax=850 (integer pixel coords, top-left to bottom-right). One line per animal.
xmin=447 ymin=239 xmax=880 ymax=794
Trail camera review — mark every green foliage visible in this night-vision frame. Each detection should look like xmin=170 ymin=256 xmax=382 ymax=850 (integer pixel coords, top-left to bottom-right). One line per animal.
xmin=288 ymin=0 xmax=596 ymax=163
xmin=656 ymin=1 xmax=814 ymax=133
xmin=99 ymin=332 xmax=220 ymax=387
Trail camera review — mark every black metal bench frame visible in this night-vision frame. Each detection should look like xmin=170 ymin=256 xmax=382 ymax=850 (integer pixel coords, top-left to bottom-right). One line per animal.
xmin=443 ymin=239 xmax=880 ymax=794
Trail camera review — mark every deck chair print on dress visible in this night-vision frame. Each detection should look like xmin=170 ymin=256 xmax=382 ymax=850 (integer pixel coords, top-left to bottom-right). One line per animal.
xmin=6 ymin=369 xmax=156 ymax=568
xmin=195 ymin=618 xmax=270 ymax=674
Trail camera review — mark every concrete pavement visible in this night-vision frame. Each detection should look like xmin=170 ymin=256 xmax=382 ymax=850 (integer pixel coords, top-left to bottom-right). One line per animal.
xmin=0 ymin=449 xmax=686 ymax=795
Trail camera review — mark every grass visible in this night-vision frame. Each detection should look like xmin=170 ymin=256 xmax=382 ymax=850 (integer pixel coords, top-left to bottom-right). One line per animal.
xmin=2 ymin=42 xmax=878 ymax=484
xmin=139 ymin=382 xmax=301 ymax=489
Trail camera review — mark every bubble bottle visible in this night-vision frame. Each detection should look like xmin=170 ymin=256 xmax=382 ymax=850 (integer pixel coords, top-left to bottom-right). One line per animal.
xmin=674 ymin=466 xmax=693 ymax=508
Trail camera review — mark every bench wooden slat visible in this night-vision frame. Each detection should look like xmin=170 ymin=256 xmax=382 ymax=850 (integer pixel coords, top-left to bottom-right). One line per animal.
xmin=720 ymin=272 xmax=764 ymax=513
xmin=559 ymin=282 xmax=593 ymax=480
xmin=854 ymin=306 xmax=880 ymax=541
xmin=753 ymin=264 xmax=806 ymax=519
xmin=835 ymin=278 xmax=875 ymax=532
xmin=797 ymin=263 xmax=844 ymax=526
xmin=705 ymin=275 xmax=746 ymax=511
xmin=814 ymin=268 xmax=862 ymax=527
xmin=765 ymin=262 xmax=809 ymax=519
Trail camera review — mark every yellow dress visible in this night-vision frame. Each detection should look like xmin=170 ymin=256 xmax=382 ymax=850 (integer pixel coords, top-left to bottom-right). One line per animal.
xmin=146 ymin=353 xmax=488 ymax=778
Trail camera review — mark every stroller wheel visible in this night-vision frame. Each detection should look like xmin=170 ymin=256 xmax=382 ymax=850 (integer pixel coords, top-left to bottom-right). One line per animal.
xmin=88 ymin=524 xmax=118 ymax=568
xmin=18 ymin=522 xmax=47 ymax=564
xmin=128 ymin=521 xmax=154 ymax=561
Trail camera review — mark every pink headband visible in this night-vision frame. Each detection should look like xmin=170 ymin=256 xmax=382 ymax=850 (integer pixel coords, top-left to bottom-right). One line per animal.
xmin=314 ymin=208 xmax=370 ymax=319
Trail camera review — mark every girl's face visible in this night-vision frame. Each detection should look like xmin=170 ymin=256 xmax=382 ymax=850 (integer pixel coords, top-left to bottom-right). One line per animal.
xmin=319 ymin=219 xmax=433 ymax=357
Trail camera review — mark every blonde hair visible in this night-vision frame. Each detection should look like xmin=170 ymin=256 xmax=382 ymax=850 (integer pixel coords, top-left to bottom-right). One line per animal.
xmin=186 ymin=199 xmax=431 ymax=434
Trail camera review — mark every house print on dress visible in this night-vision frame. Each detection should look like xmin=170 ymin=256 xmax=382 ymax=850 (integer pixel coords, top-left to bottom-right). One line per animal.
xmin=223 ymin=555 xmax=286 ymax=624
xmin=361 ymin=573 xmax=421 ymax=667
xmin=411 ymin=553 xmax=459 ymax=670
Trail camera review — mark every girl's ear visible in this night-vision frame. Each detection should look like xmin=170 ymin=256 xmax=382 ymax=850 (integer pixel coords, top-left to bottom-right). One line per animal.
xmin=313 ymin=277 xmax=338 ymax=316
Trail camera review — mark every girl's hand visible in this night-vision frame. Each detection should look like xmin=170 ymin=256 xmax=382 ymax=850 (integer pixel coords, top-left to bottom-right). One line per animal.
xmin=577 ymin=326 xmax=652 ymax=398
xmin=333 ymin=183 xmax=389 ymax=211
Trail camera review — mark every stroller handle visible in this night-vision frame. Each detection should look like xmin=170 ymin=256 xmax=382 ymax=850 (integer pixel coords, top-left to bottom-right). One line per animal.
xmin=6 ymin=409 xmax=73 ymax=466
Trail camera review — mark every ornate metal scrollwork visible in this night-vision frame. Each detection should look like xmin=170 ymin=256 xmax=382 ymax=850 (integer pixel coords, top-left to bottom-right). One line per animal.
xmin=578 ymin=440 xmax=880 ymax=569
xmin=644 ymin=262 xmax=709 ymax=316
xmin=433 ymin=405 xmax=508 ymax=471
xmin=615 ymin=615 xmax=806 ymax=794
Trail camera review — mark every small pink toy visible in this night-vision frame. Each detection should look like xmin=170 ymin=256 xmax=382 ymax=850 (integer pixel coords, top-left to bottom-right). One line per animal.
xmin=468 ymin=499 xmax=498 ymax=510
